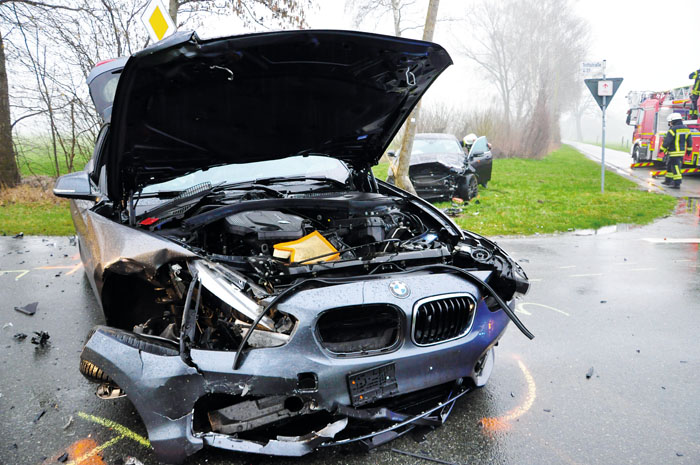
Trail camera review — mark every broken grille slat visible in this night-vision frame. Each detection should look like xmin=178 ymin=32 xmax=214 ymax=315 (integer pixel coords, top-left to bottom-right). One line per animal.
xmin=413 ymin=295 xmax=476 ymax=346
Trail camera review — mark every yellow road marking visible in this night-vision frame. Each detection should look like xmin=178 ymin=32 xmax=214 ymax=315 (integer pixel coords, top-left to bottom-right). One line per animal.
xmin=64 ymin=436 xmax=120 ymax=465
xmin=77 ymin=411 xmax=151 ymax=448
xmin=480 ymin=357 xmax=536 ymax=431
xmin=36 ymin=263 xmax=83 ymax=275
xmin=0 ymin=269 xmax=29 ymax=280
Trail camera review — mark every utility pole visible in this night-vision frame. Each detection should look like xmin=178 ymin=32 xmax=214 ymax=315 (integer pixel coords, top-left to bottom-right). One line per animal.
xmin=394 ymin=0 xmax=440 ymax=194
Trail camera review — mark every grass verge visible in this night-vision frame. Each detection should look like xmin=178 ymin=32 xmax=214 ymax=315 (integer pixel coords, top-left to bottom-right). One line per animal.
xmin=373 ymin=144 xmax=676 ymax=236
xmin=15 ymin=138 xmax=92 ymax=178
xmin=0 ymin=180 xmax=74 ymax=236
xmin=584 ymin=141 xmax=631 ymax=153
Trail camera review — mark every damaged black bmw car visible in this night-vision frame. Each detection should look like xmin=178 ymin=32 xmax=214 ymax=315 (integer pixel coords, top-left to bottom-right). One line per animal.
xmin=54 ymin=30 xmax=531 ymax=464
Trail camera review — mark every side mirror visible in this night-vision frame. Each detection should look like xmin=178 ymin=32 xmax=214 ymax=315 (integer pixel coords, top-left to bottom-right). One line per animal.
xmin=53 ymin=171 xmax=99 ymax=201
xmin=387 ymin=150 xmax=397 ymax=159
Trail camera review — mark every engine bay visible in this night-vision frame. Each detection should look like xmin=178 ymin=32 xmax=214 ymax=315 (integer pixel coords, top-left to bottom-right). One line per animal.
xmin=102 ymin=183 xmax=529 ymax=357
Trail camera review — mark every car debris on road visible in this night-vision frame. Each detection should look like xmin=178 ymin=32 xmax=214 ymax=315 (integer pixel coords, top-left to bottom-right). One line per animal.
xmin=14 ymin=302 xmax=38 ymax=316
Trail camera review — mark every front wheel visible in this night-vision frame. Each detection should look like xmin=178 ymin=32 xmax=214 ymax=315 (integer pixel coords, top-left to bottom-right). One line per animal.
xmin=457 ymin=174 xmax=478 ymax=201
xmin=632 ymin=145 xmax=641 ymax=162
xmin=473 ymin=347 xmax=495 ymax=387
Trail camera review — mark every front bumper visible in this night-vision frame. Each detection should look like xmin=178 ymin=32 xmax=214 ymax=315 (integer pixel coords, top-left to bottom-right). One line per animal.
xmin=80 ymin=272 xmax=510 ymax=463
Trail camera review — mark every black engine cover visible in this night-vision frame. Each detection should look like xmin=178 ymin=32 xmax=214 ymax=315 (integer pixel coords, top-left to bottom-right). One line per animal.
xmin=224 ymin=211 xmax=305 ymax=241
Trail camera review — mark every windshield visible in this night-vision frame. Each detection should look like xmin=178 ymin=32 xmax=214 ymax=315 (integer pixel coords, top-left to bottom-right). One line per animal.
xmin=142 ymin=155 xmax=351 ymax=193
xmin=412 ymin=137 xmax=463 ymax=155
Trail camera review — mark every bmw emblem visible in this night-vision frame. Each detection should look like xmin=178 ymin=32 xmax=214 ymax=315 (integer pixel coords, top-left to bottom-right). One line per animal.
xmin=389 ymin=280 xmax=410 ymax=299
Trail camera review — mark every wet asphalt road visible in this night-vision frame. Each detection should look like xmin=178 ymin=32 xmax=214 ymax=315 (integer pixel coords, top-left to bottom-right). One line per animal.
xmin=1 ymin=210 xmax=700 ymax=465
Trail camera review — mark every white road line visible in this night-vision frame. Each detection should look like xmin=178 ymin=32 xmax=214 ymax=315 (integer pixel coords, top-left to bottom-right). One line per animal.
xmin=517 ymin=302 xmax=570 ymax=317
xmin=642 ymin=238 xmax=700 ymax=243
xmin=568 ymin=273 xmax=603 ymax=277
xmin=558 ymin=265 xmax=576 ymax=269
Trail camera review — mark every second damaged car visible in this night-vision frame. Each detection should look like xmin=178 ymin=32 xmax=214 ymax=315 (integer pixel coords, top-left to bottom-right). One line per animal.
xmin=55 ymin=30 xmax=532 ymax=463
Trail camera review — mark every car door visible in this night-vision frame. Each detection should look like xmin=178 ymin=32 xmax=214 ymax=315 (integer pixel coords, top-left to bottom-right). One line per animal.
xmin=468 ymin=136 xmax=492 ymax=186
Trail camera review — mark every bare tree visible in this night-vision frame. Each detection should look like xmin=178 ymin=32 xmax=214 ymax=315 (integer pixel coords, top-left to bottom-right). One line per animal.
xmin=346 ymin=0 xmax=423 ymax=37
xmin=169 ymin=0 xmax=309 ymax=28
xmin=392 ymin=0 xmax=439 ymax=193
xmin=459 ymin=0 xmax=589 ymax=157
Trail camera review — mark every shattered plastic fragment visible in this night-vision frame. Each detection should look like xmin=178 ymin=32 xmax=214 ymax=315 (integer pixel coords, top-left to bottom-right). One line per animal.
xmin=13 ymin=232 xmax=23 ymax=238
xmin=33 ymin=409 xmax=46 ymax=423
xmin=57 ymin=452 xmax=68 ymax=462
xmin=31 ymin=331 xmax=50 ymax=346
xmin=14 ymin=302 xmax=38 ymax=316
xmin=125 ymin=457 xmax=145 ymax=465
xmin=13 ymin=333 xmax=27 ymax=341
xmin=586 ymin=367 xmax=594 ymax=379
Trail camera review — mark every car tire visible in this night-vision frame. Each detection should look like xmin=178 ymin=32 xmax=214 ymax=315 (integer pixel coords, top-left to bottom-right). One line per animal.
xmin=632 ymin=145 xmax=641 ymax=162
xmin=79 ymin=359 xmax=112 ymax=383
xmin=473 ymin=347 xmax=495 ymax=387
xmin=457 ymin=174 xmax=478 ymax=200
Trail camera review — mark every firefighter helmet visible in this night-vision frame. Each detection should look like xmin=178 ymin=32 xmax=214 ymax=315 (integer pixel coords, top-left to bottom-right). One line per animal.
xmin=463 ymin=133 xmax=477 ymax=146
xmin=667 ymin=113 xmax=683 ymax=124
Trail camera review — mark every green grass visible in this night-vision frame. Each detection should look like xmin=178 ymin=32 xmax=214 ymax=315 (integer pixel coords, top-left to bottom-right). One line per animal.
xmin=0 ymin=203 xmax=74 ymax=236
xmin=15 ymin=138 xmax=92 ymax=177
xmin=438 ymin=145 xmax=675 ymax=236
xmin=375 ymin=145 xmax=675 ymax=236
xmin=372 ymin=162 xmax=390 ymax=181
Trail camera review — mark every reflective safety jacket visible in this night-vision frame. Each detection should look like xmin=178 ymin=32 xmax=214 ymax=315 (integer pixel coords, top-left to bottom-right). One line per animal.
xmin=661 ymin=123 xmax=692 ymax=156
xmin=691 ymin=70 xmax=700 ymax=96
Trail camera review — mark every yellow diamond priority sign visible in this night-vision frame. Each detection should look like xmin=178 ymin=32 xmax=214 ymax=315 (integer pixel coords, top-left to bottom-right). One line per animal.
xmin=141 ymin=0 xmax=177 ymax=43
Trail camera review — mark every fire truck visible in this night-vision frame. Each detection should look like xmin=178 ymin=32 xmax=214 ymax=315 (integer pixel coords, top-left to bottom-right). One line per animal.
xmin=626 ymin=86 xmax=700 ymax=173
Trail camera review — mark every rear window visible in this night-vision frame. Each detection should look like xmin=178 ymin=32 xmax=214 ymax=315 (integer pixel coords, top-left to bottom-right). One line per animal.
xmin=89 ymin=70 xmax=121 ymax=115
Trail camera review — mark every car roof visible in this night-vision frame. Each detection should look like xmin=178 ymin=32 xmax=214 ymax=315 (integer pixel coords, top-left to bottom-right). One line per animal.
xmin=415 ymin=133 xmax=459 ymax=140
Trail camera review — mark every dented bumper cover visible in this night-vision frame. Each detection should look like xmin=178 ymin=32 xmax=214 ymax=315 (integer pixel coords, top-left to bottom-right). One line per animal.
xmin=81 ymin=272 xmax=510 ymax=463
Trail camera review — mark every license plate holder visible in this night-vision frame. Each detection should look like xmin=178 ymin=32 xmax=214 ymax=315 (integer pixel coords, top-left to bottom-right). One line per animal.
xmin=347 ymin=363 xmax=398 ymax=407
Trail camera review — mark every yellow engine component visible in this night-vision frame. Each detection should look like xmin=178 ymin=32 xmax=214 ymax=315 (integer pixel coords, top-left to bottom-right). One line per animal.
xmin=273 ymin=231 xmax=339 ymax=264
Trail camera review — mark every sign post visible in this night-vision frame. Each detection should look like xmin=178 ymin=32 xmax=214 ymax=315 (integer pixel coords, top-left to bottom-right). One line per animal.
xmin=584 ymin=60 xmax=623 ymax=194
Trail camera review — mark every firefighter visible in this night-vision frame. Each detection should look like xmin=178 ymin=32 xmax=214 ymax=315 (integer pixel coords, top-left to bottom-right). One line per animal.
xmin=462 ymin=133 xmax=477 ymax=153
xmin=661 ymin=113 xmax=691 ymax=188
xmin=690 ymin=69 xmax=700 ymax=120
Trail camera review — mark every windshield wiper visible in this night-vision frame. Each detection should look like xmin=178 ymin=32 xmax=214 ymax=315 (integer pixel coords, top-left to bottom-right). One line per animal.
xmin=135 ymin=181 xmax=222 ymax=224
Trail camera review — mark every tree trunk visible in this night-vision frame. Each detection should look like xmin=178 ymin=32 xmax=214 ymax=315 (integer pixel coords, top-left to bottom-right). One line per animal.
xmin=0 ymin=29 xmax=20 ymax=188
xmin=391 ymin=0 xmax=401 ymax=37
xmin=394 ymin=0 xmax=440 ymax=194
xmin=169 ymin=0 xmax=178 ymax=23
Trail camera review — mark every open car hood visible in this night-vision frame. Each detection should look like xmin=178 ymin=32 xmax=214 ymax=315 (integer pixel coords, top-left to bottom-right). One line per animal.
xmin=106 ymin=30 xmax=452 ymax=203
